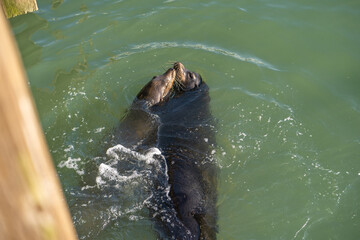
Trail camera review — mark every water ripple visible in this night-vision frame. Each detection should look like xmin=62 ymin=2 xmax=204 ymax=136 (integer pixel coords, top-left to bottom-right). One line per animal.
xmin=231 ymin=86 xmax=294 ymax=113
xmin=112 ymin=41 xmax=280 ymax=71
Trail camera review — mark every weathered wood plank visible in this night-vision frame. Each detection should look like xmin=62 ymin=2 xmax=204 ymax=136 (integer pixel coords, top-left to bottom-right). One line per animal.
xmin=0 ymin=0 xmax=38 ymax=18
xmin=0 ymin=9 xmax=78 ymax=240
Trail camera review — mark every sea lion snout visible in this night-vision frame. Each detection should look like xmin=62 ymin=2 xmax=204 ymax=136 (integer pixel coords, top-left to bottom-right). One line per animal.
xmin=163 ymin=68 xmax=176 ymax=88
xmin=174 ymin=62 xmax=186 ymax=80
xmin=165 ymin=67 xmax=176 ymax=79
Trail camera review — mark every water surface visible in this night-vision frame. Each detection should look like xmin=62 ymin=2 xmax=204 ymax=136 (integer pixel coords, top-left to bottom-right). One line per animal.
xmin=10 ymin=0 xmax=360 ymax=239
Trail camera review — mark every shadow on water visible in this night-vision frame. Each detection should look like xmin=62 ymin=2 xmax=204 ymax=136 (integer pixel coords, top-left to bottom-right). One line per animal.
xmin=52 ymin=0 xmax=64 ymax=9
xmin=10 ymin=13 xmax=47 ymax=69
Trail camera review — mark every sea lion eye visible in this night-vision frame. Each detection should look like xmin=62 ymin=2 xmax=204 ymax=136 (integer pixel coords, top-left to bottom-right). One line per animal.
xmin=189 ymin=72 xmax=194 ymax=79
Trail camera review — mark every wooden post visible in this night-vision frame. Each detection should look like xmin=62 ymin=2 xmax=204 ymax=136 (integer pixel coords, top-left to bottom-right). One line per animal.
xmin=0 ymin=9 xmax=78 ymax=240
xmin=0 ymin=0 xmax=38 ymax=18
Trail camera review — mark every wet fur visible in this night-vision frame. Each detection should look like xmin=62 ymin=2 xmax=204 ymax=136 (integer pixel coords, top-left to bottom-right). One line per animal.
xmin=114 ymin=63 xmax=217 ymax=239
xmin=153 ymin=82 xmax=217 ymax=240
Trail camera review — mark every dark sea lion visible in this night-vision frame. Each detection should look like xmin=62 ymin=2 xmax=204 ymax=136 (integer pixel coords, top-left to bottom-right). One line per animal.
xmin=151 ymin=62 xmax=218 ymax=240
xmin=173 ymin=61 xmax=202 ymax=91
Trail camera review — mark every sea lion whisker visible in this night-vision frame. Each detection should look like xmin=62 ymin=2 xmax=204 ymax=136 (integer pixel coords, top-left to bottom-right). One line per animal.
xmin=173 ymin=79 xmax=180 ymax=88
xmin=177 ymin=80 xmax=185 ymax=88
xmin=166 ymin=60 xmax=176 ymax=65
xmin=175 ymin=74 xmax=185 ymax=83
xmin=174 ymin=79 xmax=185 ymax=91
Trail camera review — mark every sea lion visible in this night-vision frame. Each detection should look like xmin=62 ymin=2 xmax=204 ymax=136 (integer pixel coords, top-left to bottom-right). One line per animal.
xmin=113 ymin=63 xmax=217 ymax=239
xmin=136 ymin=67 xmax=176 ymax=107
xmin=173 ymin=61 xmax=202 ymax=91
xmin=113 ymin=67 xmax=176 ymax=149
xmin=151 ymin=62 xmax=218 ymax=240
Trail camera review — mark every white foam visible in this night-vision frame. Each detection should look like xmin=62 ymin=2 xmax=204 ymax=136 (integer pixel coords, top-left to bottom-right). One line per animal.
xmin=106 ymin=144 xmax=162 ymax=165
xmin=58 ymin=157 xmax=84 ymax=175
xmin=97 ymin=163 xmax=141 ymax=186
xmin=97 ymin=144 xmax=166 ymax=188
xmin=94 ymin=127 xmax=105 ymax=133
xmin=64 ymin=145 xmax=74 ymax=152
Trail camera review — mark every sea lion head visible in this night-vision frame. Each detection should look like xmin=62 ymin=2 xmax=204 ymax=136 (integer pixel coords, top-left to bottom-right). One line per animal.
xmin=174 ymin=62 xmax=202 ymax=91
xmin=136 ymin=68 xmax=176 ymax=106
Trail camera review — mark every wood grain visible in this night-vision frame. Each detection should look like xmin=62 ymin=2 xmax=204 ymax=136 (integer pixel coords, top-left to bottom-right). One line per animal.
xmin=0 ymin=8 xmax=77 ymax=240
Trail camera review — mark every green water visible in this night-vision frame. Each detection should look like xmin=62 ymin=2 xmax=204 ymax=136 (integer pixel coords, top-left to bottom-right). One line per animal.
xmin=10 ymin=0 xmax=360 ymax=239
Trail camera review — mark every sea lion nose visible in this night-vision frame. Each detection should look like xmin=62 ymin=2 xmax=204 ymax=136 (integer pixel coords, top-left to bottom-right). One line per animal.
xmin=163 ymin=68 xmax=176 ymax=82
xmin=174 ymin=62 xmax=184 ymax=70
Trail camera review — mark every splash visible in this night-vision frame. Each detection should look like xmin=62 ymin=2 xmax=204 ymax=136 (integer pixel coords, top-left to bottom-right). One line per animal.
xmin=96 ymin=144 xmax=166 ymax=189
xmin=72 ymin=144 xmax=170 ymax=239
